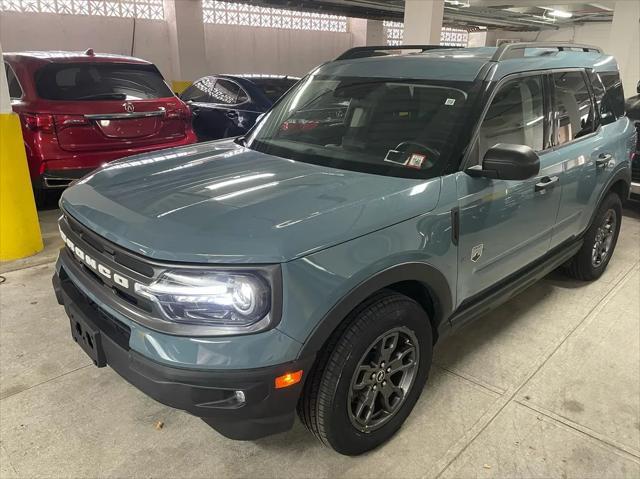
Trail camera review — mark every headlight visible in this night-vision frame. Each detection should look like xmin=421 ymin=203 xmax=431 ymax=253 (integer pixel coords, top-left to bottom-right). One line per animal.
xmin=135 ymin=270 xmax=271 ymax=328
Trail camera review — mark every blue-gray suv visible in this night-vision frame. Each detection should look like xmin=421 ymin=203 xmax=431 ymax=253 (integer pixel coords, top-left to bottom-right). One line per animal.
xmin=52 ymin=43 xmax=635 ymax=455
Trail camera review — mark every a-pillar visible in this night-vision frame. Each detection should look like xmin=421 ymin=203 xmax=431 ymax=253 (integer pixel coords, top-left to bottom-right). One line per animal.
xmin=164 ymin=0 xmax=208 ymax=93
xmin=403 ymin=0 xmax=445 ymax=45
xmin=608 ymin=1 xmax=640 ymax=96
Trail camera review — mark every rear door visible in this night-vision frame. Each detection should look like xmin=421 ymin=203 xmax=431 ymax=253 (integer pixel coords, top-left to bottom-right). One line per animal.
xmin=34 ymin=62 xmax=187 ymax=152
xmin=456 ymin=73 xmax=563 ymax=303
xmin=546 ymin=69 xmax=621 ymax=248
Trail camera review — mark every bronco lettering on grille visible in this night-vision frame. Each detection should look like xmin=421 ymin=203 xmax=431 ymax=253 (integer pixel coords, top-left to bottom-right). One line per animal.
xmin=60 ymin=226 xmax=131 ymax=290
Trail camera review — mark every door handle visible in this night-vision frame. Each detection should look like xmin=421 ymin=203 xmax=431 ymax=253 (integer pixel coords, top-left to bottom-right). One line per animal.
xmin=596 ymin=153 xmax=613 ymax=167
xmin=225 ymin=111 xmax=238 ymax=118
xmin=535 ymin=176 xmax=559 ymax=192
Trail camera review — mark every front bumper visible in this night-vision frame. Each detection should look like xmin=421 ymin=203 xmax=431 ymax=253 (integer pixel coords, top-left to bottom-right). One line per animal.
xmin=52 ymin=269 xmax=314 ymax=440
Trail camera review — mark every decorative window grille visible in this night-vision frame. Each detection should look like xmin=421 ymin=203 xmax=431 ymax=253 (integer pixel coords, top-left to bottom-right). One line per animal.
xmin=383 ymin=20 xmax=404 ymax=46
xmin=202 ymin=1 xmax=348 ymax=33
xmin=384 ymin=22 xmax=469 ymax=48
xmin=0 ymin=0 xmax=164 ymax=20
xmin=440 ymin=26 xmax=469 ymax=47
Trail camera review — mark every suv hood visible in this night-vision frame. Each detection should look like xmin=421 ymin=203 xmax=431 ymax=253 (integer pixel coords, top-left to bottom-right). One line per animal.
xmin=61 ymin=140 xmax=441 ymax=263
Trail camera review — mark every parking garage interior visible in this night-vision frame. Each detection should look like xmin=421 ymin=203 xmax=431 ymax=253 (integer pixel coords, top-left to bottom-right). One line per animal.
xmin=0 ymin=1 xmax=639 ymax=478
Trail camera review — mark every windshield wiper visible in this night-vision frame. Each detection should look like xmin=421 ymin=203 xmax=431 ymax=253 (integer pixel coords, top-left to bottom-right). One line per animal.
xmin=76 ymin=93 xmax=128 ymax=101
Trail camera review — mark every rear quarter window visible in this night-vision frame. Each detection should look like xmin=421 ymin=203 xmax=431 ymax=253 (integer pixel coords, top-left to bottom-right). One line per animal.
xmin=34 ymin=63 xmax=173 ymax=101
xmin=597 ymin=71 xmax=625 ymax=119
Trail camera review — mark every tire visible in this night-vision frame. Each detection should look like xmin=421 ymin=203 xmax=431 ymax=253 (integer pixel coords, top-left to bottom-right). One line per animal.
xmin=33 ymin=187 xmax=48 ymax=210
xmin=564 ymin=192 xmax=622 ymax=281
xmin=298 ymin=290 xmax=433 ymax=455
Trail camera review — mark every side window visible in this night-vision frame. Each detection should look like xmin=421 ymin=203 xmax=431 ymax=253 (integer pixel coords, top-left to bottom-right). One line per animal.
xmin=236 ymin=87 xmax=249 ymax=103
xmin=598 ymin=71 xmax=625 ymax=119
xmin=478 ymin=75 xmax=546 ymax=159
xmin=588 ymin=71 xmax=616 ymax=126
xmin=212 ymin=79 xmax=240 ymax=105
xmin=4 ymin=63 xmax=23 ymax=99
xmin=180 ymin=77 xmax=216 ymax=103
xmin=552 ymin=71 xmax=595 ymax=146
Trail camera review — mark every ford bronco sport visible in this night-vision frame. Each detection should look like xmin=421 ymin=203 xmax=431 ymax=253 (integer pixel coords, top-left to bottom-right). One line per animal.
xmin=53 ymin=43 xmax=634 ymax=455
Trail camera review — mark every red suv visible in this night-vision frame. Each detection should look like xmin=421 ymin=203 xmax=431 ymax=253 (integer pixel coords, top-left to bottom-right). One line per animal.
xmin=4 ymin=50 xmax=197 ymax=206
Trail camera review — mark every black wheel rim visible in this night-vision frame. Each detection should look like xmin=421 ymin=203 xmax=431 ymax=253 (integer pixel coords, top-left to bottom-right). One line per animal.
xmin=592 ymin=208 xmax=617 ymax=268
xmin=347 ymin=327 xmax=419 ymax=433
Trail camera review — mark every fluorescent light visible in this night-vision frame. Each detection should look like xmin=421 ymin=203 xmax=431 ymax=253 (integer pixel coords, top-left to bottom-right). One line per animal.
xmin=548 ymin=9 xmax=573 ymax=18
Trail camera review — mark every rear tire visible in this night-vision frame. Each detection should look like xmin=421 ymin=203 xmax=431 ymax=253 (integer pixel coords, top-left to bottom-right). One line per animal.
xmin=33 ymin=187 xmax=48 ymax=210
xmin=564 ymin=192 xmax=622 ymax=281
xmin=298 ymin=291 xmax=432 ymax=455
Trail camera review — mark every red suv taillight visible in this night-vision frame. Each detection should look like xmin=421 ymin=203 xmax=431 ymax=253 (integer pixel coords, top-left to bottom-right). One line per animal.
xmin=167 ymin=105 xmax=192 ymax=121
xmin=21 ymin=113 xmax=56 ymax=133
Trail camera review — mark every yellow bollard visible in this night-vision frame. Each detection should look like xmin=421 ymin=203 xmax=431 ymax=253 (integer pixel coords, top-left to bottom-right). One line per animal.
xmin=0 ymin=44 xmax=43 ymax=261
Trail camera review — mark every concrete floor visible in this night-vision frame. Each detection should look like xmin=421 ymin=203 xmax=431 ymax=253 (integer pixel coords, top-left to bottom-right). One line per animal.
xmin=0 ymin=206 xmax=639 ymax=478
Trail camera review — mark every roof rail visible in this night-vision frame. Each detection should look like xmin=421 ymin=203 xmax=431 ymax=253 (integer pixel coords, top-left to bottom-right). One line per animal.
xmin=335 ymin=44 xmax=455 ymax=61
xmin=491 ymin=42 xmax=602 ymax=61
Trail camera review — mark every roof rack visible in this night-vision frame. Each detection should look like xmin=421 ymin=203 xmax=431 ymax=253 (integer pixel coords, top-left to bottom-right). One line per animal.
xmin=492 ymin=42 xmax=602 ymax=61
xmin=335 ymin=44 xmax=455 ymax=61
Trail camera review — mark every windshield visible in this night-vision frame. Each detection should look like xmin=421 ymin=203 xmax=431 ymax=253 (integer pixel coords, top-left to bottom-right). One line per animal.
xmin=35 ymin=63 xmax=173 ymax=101
xmin=245 ymin=74 xmax=475 ymax=178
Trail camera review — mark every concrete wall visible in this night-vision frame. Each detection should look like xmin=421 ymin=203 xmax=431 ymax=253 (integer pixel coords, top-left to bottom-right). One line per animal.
xmin=0 ymin=11 xmax=174 ymax=80
xmin=0 ymin=10 xmax=352 ymax=83
xmin=203 ymin=23 xmax=352 ymax=77
xmin=486 ymin=23 xmax=612 ymax=51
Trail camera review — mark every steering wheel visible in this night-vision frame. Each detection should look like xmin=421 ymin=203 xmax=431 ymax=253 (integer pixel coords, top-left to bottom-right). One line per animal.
xmin=394 ymin=141 xmax=440 ymax=162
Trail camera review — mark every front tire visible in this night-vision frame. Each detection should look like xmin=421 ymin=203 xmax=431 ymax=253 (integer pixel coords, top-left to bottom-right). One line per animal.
xmin=298 ymin=291 xmax=433 ymax=455
xmin=564 ymin=192 xmax=622 ymax=281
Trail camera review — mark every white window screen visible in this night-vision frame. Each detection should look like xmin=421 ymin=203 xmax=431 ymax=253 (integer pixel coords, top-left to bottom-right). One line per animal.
xmin=383 ymin=22 xmax=469 ymax=48
xmin=0 ymin=0 xmax=164 ymax=19
xmin=202 ymin=1 xmax=347 ymax=33
xmin=383 ymin=20 xmax=404 ymax=46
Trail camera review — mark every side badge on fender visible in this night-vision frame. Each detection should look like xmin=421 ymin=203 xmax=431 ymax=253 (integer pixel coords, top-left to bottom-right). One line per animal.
xmin=471 ymin=244 xmax=483 ymax=263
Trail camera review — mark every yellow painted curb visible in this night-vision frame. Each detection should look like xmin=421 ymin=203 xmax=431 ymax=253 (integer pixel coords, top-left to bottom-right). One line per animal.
xmin=171 ymin=80 xmax=192 ymax=94
xmin=0 ymin=113 xmax=43 ymax=261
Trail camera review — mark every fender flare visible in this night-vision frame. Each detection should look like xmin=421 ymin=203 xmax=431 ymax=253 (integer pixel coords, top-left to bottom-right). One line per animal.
xmin=297 ymin=262 xmax=453 ymax=359
xmin=585 ymin=166 xmax=631 ymax=232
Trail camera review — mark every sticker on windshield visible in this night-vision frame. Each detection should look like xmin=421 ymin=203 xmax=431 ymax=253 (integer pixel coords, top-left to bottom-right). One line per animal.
xmin=406 ymin=153 xmax=426 ymax=169
xmin=384 ymin=149 xmax=408 ymax=165
xmin=445 ymin=98 xmax=456 ymax=106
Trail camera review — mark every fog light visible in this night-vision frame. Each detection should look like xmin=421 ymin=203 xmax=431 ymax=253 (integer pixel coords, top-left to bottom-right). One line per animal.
xmin=234 ymin=390 xmax=246 ymax=404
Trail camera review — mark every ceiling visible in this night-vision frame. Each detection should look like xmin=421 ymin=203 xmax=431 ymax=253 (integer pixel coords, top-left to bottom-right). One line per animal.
xmin=237 ymin=0 xmax=615 ymax=30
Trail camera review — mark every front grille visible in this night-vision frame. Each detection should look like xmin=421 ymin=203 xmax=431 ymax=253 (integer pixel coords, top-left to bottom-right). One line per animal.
xmin=632 ymin=155 xmax=640 ymax=183
xmin=65 ymin=213 xmax=154 ymax=278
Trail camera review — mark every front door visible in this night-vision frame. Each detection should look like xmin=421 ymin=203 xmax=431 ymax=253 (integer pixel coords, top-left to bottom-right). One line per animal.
xmin=456 ymin=73 xmax=563 ymax=305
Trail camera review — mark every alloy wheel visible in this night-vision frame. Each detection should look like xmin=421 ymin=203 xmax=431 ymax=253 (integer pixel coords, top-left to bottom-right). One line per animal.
xmin=347 ymin=327 xmax=419 ymax=433
xmin=592 ymin=208 xmax=617 ymax=268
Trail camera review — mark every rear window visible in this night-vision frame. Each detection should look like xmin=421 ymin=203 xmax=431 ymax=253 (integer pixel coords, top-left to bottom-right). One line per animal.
xmin=34 ymin=63 xmax=173 ymax=101
xmin=250 ymin=78 xmax=298 ymax=102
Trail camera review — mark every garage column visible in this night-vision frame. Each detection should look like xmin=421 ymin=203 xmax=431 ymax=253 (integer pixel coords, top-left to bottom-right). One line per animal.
xmin=350 ymin=19 xmax=385 ymax=46
xmin=0 ymin=41 xmax=43 ymax=261
xmin=607 ymin=1 xmax=640 ymax=96
xmin=403 ymin=0 xmax=444 ymax=45
xmin=164 ymin=0 xmax=207 ymax=93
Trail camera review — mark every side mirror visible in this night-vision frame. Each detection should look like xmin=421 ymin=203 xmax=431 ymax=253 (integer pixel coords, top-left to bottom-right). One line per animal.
xmin=466 ymin=143 xmax=540 ymax=180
